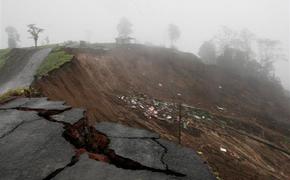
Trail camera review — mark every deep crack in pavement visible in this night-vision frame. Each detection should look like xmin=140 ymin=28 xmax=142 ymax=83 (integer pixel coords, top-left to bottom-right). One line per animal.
xmin=61 ymin=116 xmax=186 ymax=177
xmin=0 ymin=98 xmax=214 ymax=180
xmin=1 ymin=98 xmax=185 ymax=178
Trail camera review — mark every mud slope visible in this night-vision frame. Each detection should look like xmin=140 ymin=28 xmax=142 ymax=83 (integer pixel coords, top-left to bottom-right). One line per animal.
xmin=0 ymin=48 xmax=51 ymax=94
xmin=35 ymin=45 xmax=290 ymax=179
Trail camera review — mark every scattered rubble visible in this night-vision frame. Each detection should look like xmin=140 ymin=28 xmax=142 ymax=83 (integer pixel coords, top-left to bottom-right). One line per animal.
xmin=197 ymin=151 xmax=203 ymax=155
xmin=216 ymin=106 xmax=225 ymax=111
xmin=220 ymin=147 xmax=227 ymax=153
xmin=117 ymin=93 xmax=214 ymax=131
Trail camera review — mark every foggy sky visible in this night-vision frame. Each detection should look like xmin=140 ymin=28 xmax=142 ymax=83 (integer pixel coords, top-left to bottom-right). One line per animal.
xmin=0 ymin=0 xmax=289 ymax=89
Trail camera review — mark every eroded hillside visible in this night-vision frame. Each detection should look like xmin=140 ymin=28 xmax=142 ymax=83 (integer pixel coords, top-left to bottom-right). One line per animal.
xmin=34 ymin=45 xmax=290 ymax=179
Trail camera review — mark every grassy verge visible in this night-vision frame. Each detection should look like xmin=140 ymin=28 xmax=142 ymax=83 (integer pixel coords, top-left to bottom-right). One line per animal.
xmin=38 ymin=43 xmax=59 ymax=49
xmin=0 ymin=49 xmax=11 ymax=70
xmin=36 ymin=47 xmax=74 ymax=77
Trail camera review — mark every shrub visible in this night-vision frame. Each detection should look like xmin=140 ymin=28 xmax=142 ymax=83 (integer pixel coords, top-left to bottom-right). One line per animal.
xmin=0 ymin=87 xmax=41 ymax=103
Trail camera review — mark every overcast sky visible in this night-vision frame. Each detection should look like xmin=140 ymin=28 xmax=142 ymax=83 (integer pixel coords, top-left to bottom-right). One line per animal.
xmin=0 ymin=0 xmax=289 ymax=89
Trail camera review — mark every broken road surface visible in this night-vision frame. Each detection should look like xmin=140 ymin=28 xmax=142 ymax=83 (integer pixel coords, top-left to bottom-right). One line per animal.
xmin=0 ymin=97 xmax=214 ymax=180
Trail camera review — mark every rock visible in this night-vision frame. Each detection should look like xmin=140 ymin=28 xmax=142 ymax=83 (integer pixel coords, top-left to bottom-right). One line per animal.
xmin=194 ymin=115 xmax=201 ymax=120
xmin=53 ymin=154 xmax=177 ymax=180
xmin=0 ymin=109 xmax=41 ymax=138
xmin=0 ymin=117 xmax=74 ymax=180
xmin=0 ymin=97 xmax=70 ymax=111
xmin=216 ymin=106 xmax=225 ymax=111
xmin=109 ymin=138 xmax=166 ymax=170
xmin=95 ymin=122 xmax=159 ymax=138
xmin=157 ymin=139 xmax=215 ymax=180
xmin=220 ymin=147 xmax=227 ymax=153
xmin=52 ymin=108 xmax=85 ymax=124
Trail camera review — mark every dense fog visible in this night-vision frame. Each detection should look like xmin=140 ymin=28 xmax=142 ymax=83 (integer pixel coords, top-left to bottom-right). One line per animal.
xmin=0 ymin=0 xmax=289 ymax=89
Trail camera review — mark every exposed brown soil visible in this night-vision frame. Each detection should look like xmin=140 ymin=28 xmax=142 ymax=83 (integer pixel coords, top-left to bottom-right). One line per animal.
xmin=34 ymin=45 xmax=290 ymax=179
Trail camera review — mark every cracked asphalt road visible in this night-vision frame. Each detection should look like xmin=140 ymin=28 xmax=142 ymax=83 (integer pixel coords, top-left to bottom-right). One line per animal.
xmin=0 ymin=98 xmax=214 ymax=180
xmin=96 ymin=122 xmax=214 ymax=180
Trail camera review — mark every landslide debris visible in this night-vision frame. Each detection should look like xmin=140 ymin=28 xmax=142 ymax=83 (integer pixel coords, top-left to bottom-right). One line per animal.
xmin=34 ymin=45 xmax=290 ymax=179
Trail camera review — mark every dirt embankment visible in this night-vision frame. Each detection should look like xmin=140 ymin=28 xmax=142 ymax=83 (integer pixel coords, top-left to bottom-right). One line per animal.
xmin=34 ymin=45 xmax=290 ymax=179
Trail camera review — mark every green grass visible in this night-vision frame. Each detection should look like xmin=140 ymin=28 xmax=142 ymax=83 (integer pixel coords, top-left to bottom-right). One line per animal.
xmin=0 ymin=49 xmax=11 ymax=70
xmin=38 ymin=43 xmax=60 ymax=49
xmin=36 ymin=47 xmax=73 ymax=77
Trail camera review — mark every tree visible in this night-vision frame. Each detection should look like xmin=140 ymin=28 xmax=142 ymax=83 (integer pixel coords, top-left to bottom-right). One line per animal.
xmin=213 ymin=26 xmax=238 ymax=55
xmin=239 ymin=29 xmax=256 ymax=60
xmin=216 ymin=47 xmax=248 ymax=75
xmin=213 ymin=27 xmax=255 ymax=58
xmin=212 ymin=27 xmax=262 ymax=75
xmin=5 ymin=26 xmax=20 ymax=48
xmin=198 ymin=41 xmax=216 ymax=64
xmin=211 ymin=26 xmax=286 ymax=80
xmin=168 ymin=24 xmax=180 ymax=48
xmin=209 ymin=26 xmax=287 ymax=83
xmin=257 ymin=39 xmax=284 ymax=78
xmin=117 ymin=17 xmax=132 ymax=38
xmin=27 ymin=24 xmax=44 ymax=47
